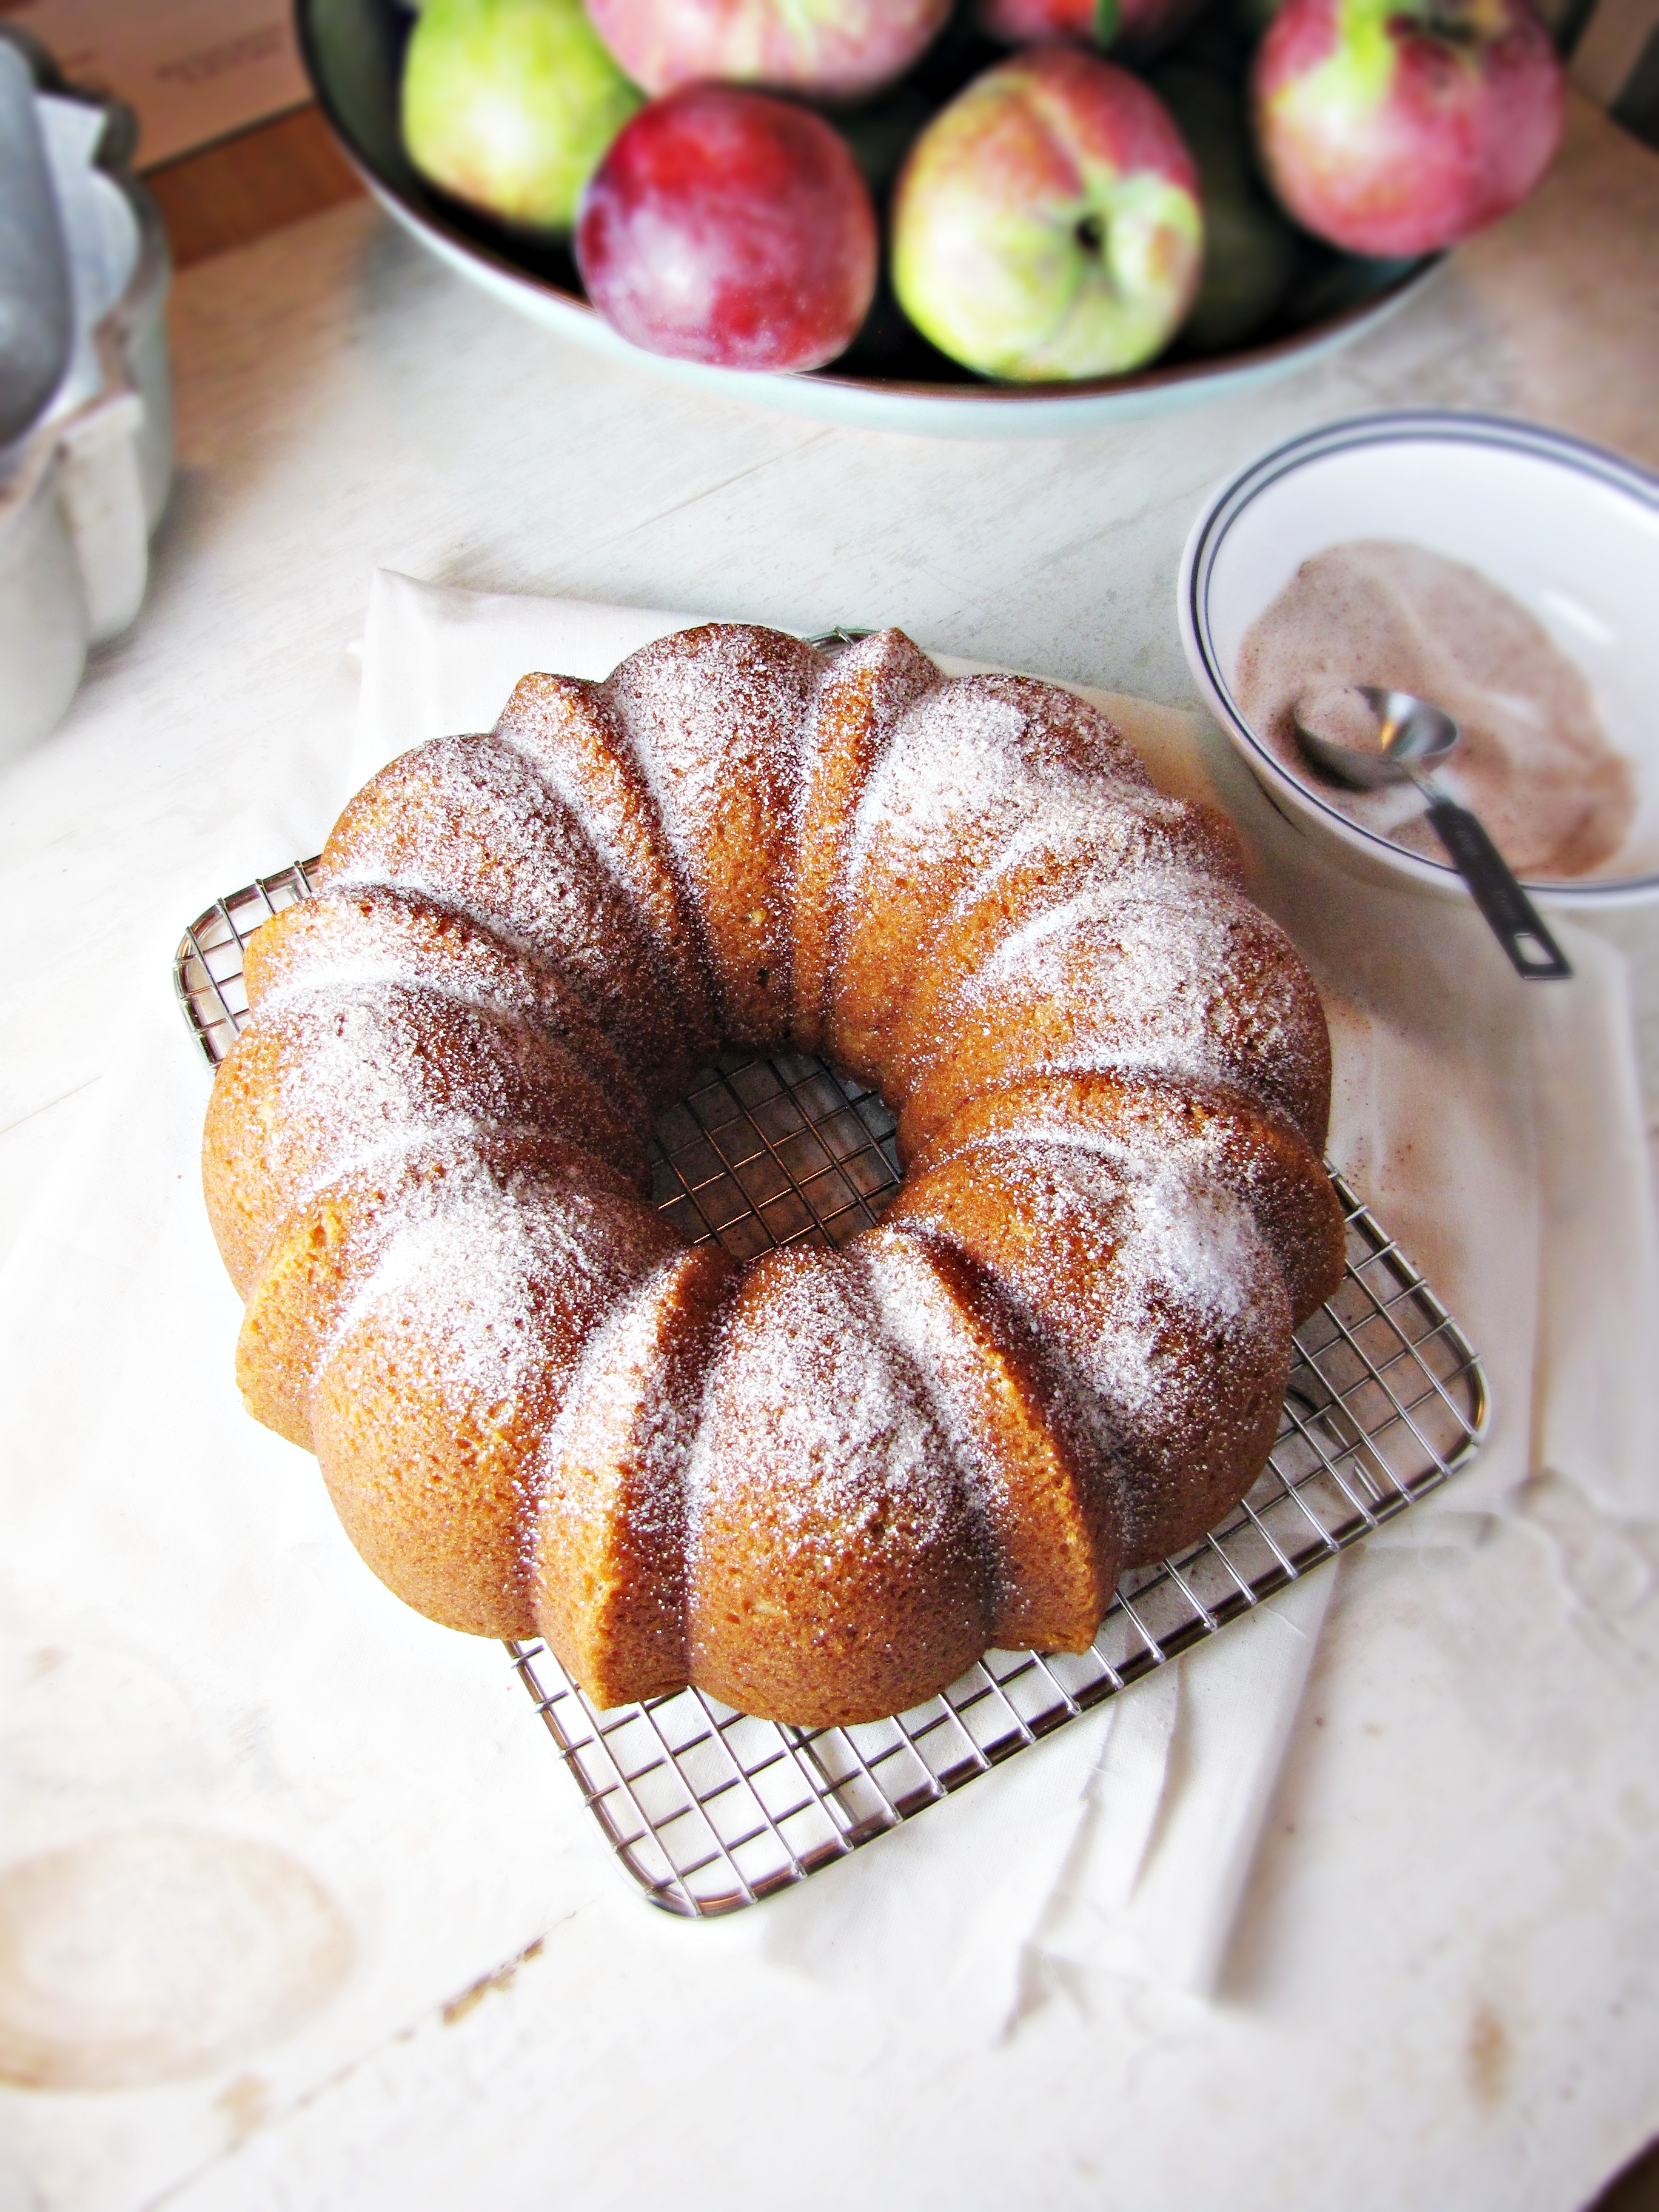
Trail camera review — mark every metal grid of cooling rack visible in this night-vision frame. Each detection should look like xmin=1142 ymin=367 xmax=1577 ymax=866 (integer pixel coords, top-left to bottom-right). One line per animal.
xmin=176 ymin=860 xmax=1489 ymax=1919
xmin=174 ymin=855 xmax=323 ymax=1063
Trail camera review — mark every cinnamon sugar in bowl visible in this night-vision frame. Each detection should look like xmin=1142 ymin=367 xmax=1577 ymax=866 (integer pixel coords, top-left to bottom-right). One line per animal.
xmin=1179 ymin=413 xmax=1659 ymax=906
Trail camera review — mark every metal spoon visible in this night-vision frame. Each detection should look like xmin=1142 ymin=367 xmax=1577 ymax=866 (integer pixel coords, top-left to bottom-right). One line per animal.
xmin=1292 ymin=683 xmax=1571 ymax=981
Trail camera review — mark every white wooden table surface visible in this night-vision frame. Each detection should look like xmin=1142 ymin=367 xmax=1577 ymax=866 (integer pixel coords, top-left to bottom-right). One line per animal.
xmin=1 ymin=90 xmax=1657 ymax=2212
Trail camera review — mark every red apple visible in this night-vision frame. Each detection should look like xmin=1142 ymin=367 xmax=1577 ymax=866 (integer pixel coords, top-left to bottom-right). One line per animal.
xmin=976 ymin=0 xmax=1209 ymax=62
xmin=575 ymin=87 xmax=878 ymax=371
xmin=891 ymin=48 xmax=1203 ymax=380
xmin=585 ymin=0 xmax=951 ymax=98
xmin=1252 ymin=0 xmax=1564 ymax=256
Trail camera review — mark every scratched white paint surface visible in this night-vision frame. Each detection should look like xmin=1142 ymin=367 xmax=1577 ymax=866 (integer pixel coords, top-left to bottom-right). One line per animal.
xmin=0 ymin=93 xmax=1657 ymax=2211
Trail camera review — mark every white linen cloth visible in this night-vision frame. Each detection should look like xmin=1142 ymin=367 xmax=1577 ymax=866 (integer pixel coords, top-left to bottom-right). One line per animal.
xmin=1 ymin=569 xmax=1654 ymax=2199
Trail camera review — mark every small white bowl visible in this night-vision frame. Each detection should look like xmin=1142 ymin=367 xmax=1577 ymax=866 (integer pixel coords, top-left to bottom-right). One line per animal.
xmin=1177 ymin=412 xmax=1659 ymax=905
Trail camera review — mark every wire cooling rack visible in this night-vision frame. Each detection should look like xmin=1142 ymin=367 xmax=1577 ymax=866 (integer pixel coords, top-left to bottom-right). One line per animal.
xmin=177 ymin=860 xmax=1489 ymax=1918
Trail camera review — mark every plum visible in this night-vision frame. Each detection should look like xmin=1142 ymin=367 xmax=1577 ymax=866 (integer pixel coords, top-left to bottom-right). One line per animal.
xmin=575 ymin=87 xmax=878 ymax=372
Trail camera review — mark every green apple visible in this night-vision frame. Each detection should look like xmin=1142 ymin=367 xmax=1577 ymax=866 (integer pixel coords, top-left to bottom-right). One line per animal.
xmin=890 ymin=47 xmax=1204 ymax=383
xmin=401 ymin=0 xmax=643 ymax=231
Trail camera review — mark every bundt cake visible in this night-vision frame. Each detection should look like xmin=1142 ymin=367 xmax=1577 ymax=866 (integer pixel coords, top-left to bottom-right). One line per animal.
xmin=203 ymin=623 xmax=1344 ymax=1728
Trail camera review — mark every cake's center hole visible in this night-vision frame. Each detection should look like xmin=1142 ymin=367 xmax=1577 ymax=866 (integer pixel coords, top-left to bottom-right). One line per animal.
xmin=649 ymin=1048 xmax=902 ymax=1263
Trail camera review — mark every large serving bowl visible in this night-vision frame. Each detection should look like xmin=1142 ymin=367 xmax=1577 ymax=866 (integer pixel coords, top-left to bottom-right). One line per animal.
xmin=1178 ymin=412 xmax=1659 ymax=906
xmin=295 ymin=0 xmax=1439 ymax=438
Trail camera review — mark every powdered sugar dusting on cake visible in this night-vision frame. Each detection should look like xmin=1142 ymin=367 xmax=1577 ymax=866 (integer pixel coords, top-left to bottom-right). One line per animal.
xmin=251 ymin=890 xmax=563 ymax=1036
xmin=531 ymin=1248 xmax=720 ymax=1570
xmin=1094 ymin=1154 xmax=1285 ymax=1467
xmin=331 ymin=1147 xmax=671 ymax=1421
xmin=860 ymin=1235 xmax=1008 ymax=1536
xmin=922 ymin=874 xmax=1324 ymax=1142
xmin=248 ymin=886 xmax=650 ymax=1131
xmin=958 ymin=779 xmax=1217 ymax=916
xmin=951 ymin=1141 xmax=1285 ymax=1474
xmin=495 ymin=678 xmax=660 ymax=903
xmin=605 ymin=626 xmax=817 ymax=875
xmin=685 ymin=1249 xmax=964 ymax=1567
xmin=210 ymin=620 xmax=1333 ymax=1707
xmin=845 ymin=675 xmax=1148 ymax=893
xmin=794 ymin=629 xmax=943 ymax=834
xmin=494 ymin=675 xmax=721 ymax=1056
xmin=238 ymin=980 xmax=642 ymax=1230
xmin=321 ymin=734 xmax=677 ymax=1066
xmin=952 ymin=1096 xmax=1290 ymax=1241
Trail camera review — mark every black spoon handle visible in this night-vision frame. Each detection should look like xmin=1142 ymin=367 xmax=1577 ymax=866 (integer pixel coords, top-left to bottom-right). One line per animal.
xmin=1423 ymin=796 xmax=1572 ymax=980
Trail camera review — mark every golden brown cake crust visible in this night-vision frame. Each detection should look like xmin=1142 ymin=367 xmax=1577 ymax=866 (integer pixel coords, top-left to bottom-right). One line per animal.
xmin=825 ymin=674 xmax=1153 ymax=1085
xmin=883 ymin=1140 xmax=1294 ymax=1567
xmin=204 ymin=620 xmax=1341 ymax=1723
xmin=236 ymin=1133 xmax=639 ymax=1452
xmin=893 ymin=880 xmax=1333 ymax=1164
xmin=494 ymin=672 xmax=722 ymax=1089
xmin=309 ymin=1148 xmax=678 ymax=1637
xmin=882 ymin=807 xmax=1246 ymax=1102
xmin=910 ymin=1072 xmax=1346 ymax=1325
xmin=243 ymin=883 xmax=648 ymax=1132
xmin=789 ymin=629 xmax=942 ymax=1055
xmin=318 ymin=731 xmax=698 ymax=1092
xmin=202 ymin=982 xmax=648 ymax=1298
xmin=685 ymin=1247 xmax=993 ymax=1727
xmin=603 ymin=625 xmax=820 ymax=1047
xmin=531 ymin=1241 xmax=736 ymax=1709
xmin=862 ymin=1228 xmax=1121 ymax=1652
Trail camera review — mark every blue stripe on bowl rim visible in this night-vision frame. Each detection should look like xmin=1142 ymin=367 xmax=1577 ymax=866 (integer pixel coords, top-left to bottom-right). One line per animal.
xmin=1182 ymin=409 xmax=1659 ymax=902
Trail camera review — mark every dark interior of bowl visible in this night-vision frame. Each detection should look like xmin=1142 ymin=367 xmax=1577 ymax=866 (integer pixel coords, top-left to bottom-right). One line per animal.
xmin=297 ymin=0 xmax=1435 ymax=398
